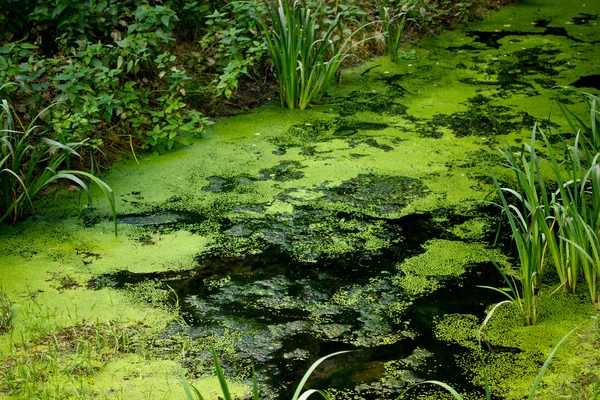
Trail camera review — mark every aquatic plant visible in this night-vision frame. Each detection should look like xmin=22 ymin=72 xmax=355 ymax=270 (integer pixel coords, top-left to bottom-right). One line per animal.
xmin=0 ymin=97 xmax=117 ymax=235
xmin=485 ymin=96 xmax=600 ymax=318
xmin=256 ymin=0 xmax=372 ymax=110
xmin=541 ymin=129 xmax=600 ymax=303
xmin=187 ymin=328 xmax=574 ymax=400
xmin=556 ymin=89 xmax=600 ymax=161
xmin=485 ymin=127 xmax=551 ymax=325
xmin=375 ymin=0 xmax=412 ymax=62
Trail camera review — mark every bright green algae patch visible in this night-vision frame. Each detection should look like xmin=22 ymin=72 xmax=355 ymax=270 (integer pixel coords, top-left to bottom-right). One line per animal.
xmin=1 ymin=0 xmax=600 ymax=398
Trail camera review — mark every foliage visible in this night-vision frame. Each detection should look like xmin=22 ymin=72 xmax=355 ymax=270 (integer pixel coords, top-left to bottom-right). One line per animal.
xmin=0 ymin=286 xmax=10 ymax=333
xmin=0 ymin=0 xmax=212 ymax=160
xmin=199 ymin=2 xmax=267 ymax=99
xmin=0 ymin=97 xmax=117 ymax=234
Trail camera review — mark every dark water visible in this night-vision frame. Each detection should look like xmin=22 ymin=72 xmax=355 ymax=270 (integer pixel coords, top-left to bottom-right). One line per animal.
xmin=91 ymin=209 xmax=507 ymax=398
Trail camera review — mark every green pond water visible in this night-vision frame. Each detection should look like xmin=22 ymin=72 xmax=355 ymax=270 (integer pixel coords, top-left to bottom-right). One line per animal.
xmin=1 ymin=0 xmax=600 ymax=399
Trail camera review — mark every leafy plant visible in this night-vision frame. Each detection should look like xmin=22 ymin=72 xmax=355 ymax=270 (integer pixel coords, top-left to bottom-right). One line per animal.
xmin=257 ymin=0 xmax=373 ymax=110
xmin=200 ymin=3 xmax=266 ymax=99
xmin=0 ymin=97 xmax=117 ymax=234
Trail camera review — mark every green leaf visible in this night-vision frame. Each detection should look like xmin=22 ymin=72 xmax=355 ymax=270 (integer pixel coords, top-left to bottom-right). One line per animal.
xmin=19 ymin=43 xmax=38 ymax=50
xmin=527 ymin=329 xmax=576 ymax=399
xmin=211 ymin=347 xmax=232 ymax=400
xmin=52 ymin=2 xmax=68 ymax=18
xmin=161 ymin=15 xmax=170 ymax=28
xmin=291 ymin=351 xmax=353 ymax=400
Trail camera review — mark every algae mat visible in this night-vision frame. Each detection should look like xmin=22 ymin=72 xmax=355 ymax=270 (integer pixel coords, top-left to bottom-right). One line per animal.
xmin=1 ymin=0 xmax=599 ymax=399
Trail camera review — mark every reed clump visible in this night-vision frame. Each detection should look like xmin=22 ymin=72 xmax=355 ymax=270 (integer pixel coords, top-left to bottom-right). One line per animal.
xmin=486 ymin=90 xmax=600 ymax=325
xmin=257 ymin=0 xmax=374 ymax=110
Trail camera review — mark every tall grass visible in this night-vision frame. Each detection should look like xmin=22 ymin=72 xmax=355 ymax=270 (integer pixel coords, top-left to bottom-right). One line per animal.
xmin=0 ymin=286 xmax=10 ymax=333
xmin=542 ymin=130 xmax=600 ymax=303
xmin=0 ymin=98 xmax=117 ymax=235
xmin=257 ymin=0 xmax=372 ymax=110
xmin=556 ymin=89 xmax=599 ymax=159
xmin=485 ymin=127 xmax=552 ymax=325
xmin=376 ymin=0 xmax=412 ymax=62
xmin=484 ymin=89 xmax=600 ymax=320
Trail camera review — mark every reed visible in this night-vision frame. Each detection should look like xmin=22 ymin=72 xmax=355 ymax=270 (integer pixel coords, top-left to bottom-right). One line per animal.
xmin=257 ymin=0 xmax=371 ymax=110
xmin=0 ymin=286 xmax=10 ymax=333
xmin=484 ymin=127 xmax=554 ymax=325
xmin=375 ymin=0 xmax=412 ymax=62
xmin=0 ymin=97 xmax=117 ymax=235
xmin=541 ymin=129 xmax=600 ymax=303
xmin=556 ymin=89 xmax=599 ymax=160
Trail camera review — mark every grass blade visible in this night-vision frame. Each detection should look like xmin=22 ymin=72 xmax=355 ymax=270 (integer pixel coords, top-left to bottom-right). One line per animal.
xmin=291 ymin=350 xmax=353 ymax=400
xmin=211 ymin=346 xmax=232 ymax=400
xmin=527 ymin=328 xmax=576 ymax=400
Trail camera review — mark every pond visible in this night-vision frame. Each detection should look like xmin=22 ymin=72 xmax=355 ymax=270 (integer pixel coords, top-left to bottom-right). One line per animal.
xmin=0 ymin=0 xmax=599 ymax=399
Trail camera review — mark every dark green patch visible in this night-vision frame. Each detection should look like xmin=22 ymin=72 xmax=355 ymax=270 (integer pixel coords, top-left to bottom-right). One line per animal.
xmin=258 ymin=161 xmax=305 ymax=181
xmin=570 ymin=13 xmax=598 ymax=25
xmin=313 ymin=174 xmax=428 ymax=216
xmin=460 ymin=46 xmax=571 ymax=97
xmin=361 ymin=138 xmax=394 ymax=152
xmin=334 ymin=90 xmax=408 ymax=117
xmin=412 ymin=98 xmax=537 ymax=138
xmin=201 ymin=175 xmax=257 ymax=193
xmin=117 ymin=211 xmax=183 ymax=227
xmin=571 ymin=74 xmax=600 ymax=90
xmin=333 ymin=121 xmax=389 ymax=137
xmin=465 ymin=19 xmax=589 ymax=50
